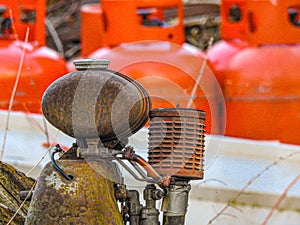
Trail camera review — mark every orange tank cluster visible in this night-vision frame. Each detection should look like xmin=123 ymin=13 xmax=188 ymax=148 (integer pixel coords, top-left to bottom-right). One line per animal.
xmin=208 ymin=0 xmax=300 ymax=144
xmin=0 ymin=0 xmax=67 ymax=113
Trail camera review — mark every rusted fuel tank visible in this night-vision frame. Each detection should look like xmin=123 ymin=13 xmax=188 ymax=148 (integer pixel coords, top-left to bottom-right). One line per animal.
xmin=42 ymin=59 xmax=151 ymax=146
xmin=26 ymin=59 xmax=151 ymax=224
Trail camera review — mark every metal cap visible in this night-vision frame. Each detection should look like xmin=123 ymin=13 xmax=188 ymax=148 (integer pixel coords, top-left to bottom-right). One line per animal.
xmin=73 ymin=58 xmax=110 ymax=71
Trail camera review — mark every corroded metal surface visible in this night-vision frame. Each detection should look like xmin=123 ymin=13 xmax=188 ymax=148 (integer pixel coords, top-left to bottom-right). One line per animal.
xmin=161 ymin=181 xmax=191 ymax=225
xmin=148 ymin=108 xmax=206 ymax=180
xmin=0 ymin=161 xmax=35 ymax=225
xmin=25 ymin=159 xmax=123 ymax=225
xmin=42 ymin=59 xmax=151 ymax=144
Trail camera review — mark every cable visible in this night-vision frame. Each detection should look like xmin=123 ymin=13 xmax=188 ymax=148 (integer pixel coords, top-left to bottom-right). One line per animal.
xmin=51 ymin=144 xmax=73 ymax=181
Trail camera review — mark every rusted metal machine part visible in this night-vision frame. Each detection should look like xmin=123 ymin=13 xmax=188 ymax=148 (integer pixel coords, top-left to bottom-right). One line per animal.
xmin=148 ymin=108 xmax=206 ymax=180
xmin=126 ymin=190 xmax=142 ymax=225
xmin=162 ymin=179 xmax=191 ymax=225
xmin=42 ymin=59 xmax=151 ymax=146
xmin=115 ymin=186 xmax=143 ymax=224
xmin=147 ymin=108 xmax=206 ymax=225
xmin=122 ymin=146 xmax=161 ymax=182
xmin=140 ymin=184 xmax=162 ymax=225
xmin=25 ymin=147 xmax=123 ymax=225
xmin=33 ymin=58 xmax=208 ymax=224
xmin=115 ymin=183 xmax=164 ymax=225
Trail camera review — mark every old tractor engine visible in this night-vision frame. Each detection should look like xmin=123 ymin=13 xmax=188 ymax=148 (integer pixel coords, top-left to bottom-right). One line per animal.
xmin=25 ymin=59 xmax=206 ymax=225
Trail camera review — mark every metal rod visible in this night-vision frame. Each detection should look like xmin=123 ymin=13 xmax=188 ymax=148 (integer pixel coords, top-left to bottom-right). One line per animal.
xmin=129 ymin=161 xmax=148 ymax=179
xmin=115 ymin=157 xmax=155 ymax=183
xmin=114 ymin=147 xmax=161 ymax=183
xmin=133 ymin=154 xmax=161 ymax=181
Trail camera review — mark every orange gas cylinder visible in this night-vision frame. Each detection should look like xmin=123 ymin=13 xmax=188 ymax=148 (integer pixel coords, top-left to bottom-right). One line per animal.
xmin=87 ymin=41 xmax=225 ymax=135
xmin=100 ymin=0 xmax=185 ymax=47
xmin=0 ymin=0 xmax=46 ymax=45
xmin=79 ymin=0 xmax=185 ymax=56
xmin=219 ymin=0 xmax=300 ymax=46
xmin=0 ymin=41 xmax=67 ymax=113
xmin=223 ymin=44 xmax=300 ymax=144
xmin=208 ymin=0 xmax=300 ymax=145
xmin=0 ymin=0 xmax=67 ymax=113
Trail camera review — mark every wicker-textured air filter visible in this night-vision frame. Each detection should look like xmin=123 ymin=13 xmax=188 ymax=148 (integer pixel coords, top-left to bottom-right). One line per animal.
xmin=148 ymin=108 xmax=206 ymax=180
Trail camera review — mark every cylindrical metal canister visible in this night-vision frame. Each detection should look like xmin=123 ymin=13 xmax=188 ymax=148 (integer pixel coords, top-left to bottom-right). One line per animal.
xmin=42 ymin=59 xmax=151 ymax=144
xmin=162 ymin=181 xmax=191 ymax=225
xmin=148 ymin=108 xmax=206 ymax=180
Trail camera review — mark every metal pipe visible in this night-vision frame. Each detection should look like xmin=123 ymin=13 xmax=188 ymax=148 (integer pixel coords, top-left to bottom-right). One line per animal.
xmin=140 ymin=184 xmax=160 ymax=225
xmin=162 ymin=181 xmax=191 ymax=225
xmin=127 ymin=190 xmax=142 ymax=225
xmin=133 ymin=154 xmax=161 ymax=181
xmin=129 ymin=160 xmax=148 ymax=179
xmin=115 ymin=157 xmax=156 ymax=183
xmin=116 ymin=147 xmax=162 ymax=183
